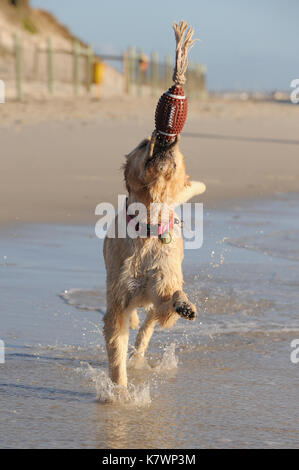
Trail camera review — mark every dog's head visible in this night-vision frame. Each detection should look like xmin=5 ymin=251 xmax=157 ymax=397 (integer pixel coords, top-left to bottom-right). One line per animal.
xmin=124 ymin=136 xmax=190 ymax=205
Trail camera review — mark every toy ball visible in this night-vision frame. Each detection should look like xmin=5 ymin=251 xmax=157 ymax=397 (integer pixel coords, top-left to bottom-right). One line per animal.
xmin=153 ymin=21 xmax=197 ymax=144
xmin=155 ymin=84 xmax=188 ymax=143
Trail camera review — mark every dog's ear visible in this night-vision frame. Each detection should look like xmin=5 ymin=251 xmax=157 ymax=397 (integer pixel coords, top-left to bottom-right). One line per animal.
xmin=174 ymin=180 xmax=206 ymax=205
xmin=123 ymin=138 xmax=150 ymax=193
xmin=125 ymin=138 xmax=150 ymax=159
xmin=123 ymin=159 xmax=130 ymax=193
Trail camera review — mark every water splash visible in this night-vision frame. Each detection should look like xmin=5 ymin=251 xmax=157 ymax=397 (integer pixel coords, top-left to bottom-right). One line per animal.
xmin=152 ymin=343 xmax=178 ymax=372
xmin=76 ymin=344 xmax=178 ymax=405
xmin=79 ymin=363 xmax=151 ymax=406
xmin=128 ymin=343 xmax=178 ymax=372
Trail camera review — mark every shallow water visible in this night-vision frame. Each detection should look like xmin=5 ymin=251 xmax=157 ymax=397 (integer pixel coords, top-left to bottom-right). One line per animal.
xmin=0 ymin=193 xmax=299 ymax=448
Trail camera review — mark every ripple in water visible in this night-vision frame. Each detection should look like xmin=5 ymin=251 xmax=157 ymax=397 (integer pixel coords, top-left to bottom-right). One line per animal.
xmin=60 ymin=288 xmax=106 ymax=313
xmin=228 ymin=230 xmax=299 ymax=262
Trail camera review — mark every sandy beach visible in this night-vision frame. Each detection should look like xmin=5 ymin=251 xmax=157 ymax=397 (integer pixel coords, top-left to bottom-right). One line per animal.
xmin=1 ymin=97 xmax=299 ymax=449
xmin=1 ymin=97 xmax=299 ymax=224
xmin=1 ymin=0 xmax=299 ymax=452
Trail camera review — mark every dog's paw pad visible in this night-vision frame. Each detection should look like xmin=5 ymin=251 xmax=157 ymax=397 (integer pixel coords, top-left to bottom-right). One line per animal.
xmin=175 ymin=302 xmax=196 ymax=320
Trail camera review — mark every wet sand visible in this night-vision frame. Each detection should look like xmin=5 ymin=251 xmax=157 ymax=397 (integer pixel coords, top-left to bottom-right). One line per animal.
xmin=1 ymin=97 xmax=299 ymax=224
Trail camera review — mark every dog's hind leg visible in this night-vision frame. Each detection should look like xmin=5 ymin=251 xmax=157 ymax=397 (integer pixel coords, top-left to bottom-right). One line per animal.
xmin=129 ymin=309 xmax=157 ymax=366
xmin=129 ymin=309 xmax=139 ymax=330
xmin=103 ymin=307 xmax=131 ymax=387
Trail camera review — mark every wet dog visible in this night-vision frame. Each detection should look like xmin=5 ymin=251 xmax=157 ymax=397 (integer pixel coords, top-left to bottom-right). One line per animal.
xmin=103 ymin=135 xmax=206 ymax=387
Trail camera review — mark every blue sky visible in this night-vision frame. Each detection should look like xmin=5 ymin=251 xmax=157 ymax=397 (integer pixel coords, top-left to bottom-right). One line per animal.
xmin=31 ymin=0 xmax=299 ymax=91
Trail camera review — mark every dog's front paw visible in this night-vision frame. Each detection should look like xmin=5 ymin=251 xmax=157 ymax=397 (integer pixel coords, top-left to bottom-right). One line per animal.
xmin=172 ymin=295 xmax=196 ymax=322
xmin=175 ymin=302 xmax=196 ymax=320
xmin=172 ymin=291 xmax=197 ymax=321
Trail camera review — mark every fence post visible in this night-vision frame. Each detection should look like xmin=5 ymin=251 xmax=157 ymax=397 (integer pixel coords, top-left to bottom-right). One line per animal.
xmin=33 ymin=44 xmax=39 ymax=80
xmin=187 ymin=61 xmax=194 ymax=99
xmin=200 ymin=65 xmax=207 ymax=97
xmin=73 ymin=40 xmax=79 ymax=96
xmin=86 ymin=45 xmax=93 ymax=93
xmin=47 ymin=37 xmax=54 ymax=95
xmin=165 ymin=54 xmax=172 ymax=89
xmin=123 ymin=50 xmax=129 ymax=94
xmin=128 ymin=46 xmax=136 ymax=96
xmin=0 ymin=79 xmax=5 ymax=104
xmin=136 ymin=49 xmax=143 ymax=97
xmin=195 ymin=64 xmax=201 ymax=100
xmin=151 ymin=51 xmax=158 ymax=98
xmin=14 ymin=33 xmax=23 ymax=101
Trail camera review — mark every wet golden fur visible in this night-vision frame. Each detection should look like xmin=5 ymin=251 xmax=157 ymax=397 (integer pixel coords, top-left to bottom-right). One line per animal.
xmin=103 ymin=136 xmax=205 ymax=387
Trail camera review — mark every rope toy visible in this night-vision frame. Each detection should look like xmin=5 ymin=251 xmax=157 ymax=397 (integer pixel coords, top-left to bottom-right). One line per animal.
xmin=154 ymin=21 xmax=198 ymax=146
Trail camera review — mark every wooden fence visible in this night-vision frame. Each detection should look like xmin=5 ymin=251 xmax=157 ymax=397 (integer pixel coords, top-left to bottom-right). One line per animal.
xmin=12 ymin=36 xmax=95 ymax=100
xmin=0 ymin=31 xmax=207 ymax=100
xmin=123 ymin=47 xmax=207 ymax=100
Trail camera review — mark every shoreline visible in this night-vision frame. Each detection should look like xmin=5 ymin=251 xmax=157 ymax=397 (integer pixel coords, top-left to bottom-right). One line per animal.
xmin=1 ymin=191 xmax=298 ymax=229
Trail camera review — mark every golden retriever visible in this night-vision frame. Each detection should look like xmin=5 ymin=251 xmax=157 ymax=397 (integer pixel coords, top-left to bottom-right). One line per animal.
xmin=103 ymin=134 xmax=205 ymax=387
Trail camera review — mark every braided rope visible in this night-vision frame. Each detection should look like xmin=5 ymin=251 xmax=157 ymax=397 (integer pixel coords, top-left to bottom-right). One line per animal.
xmin=172 ymin=21 xmax=198 ymax=86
